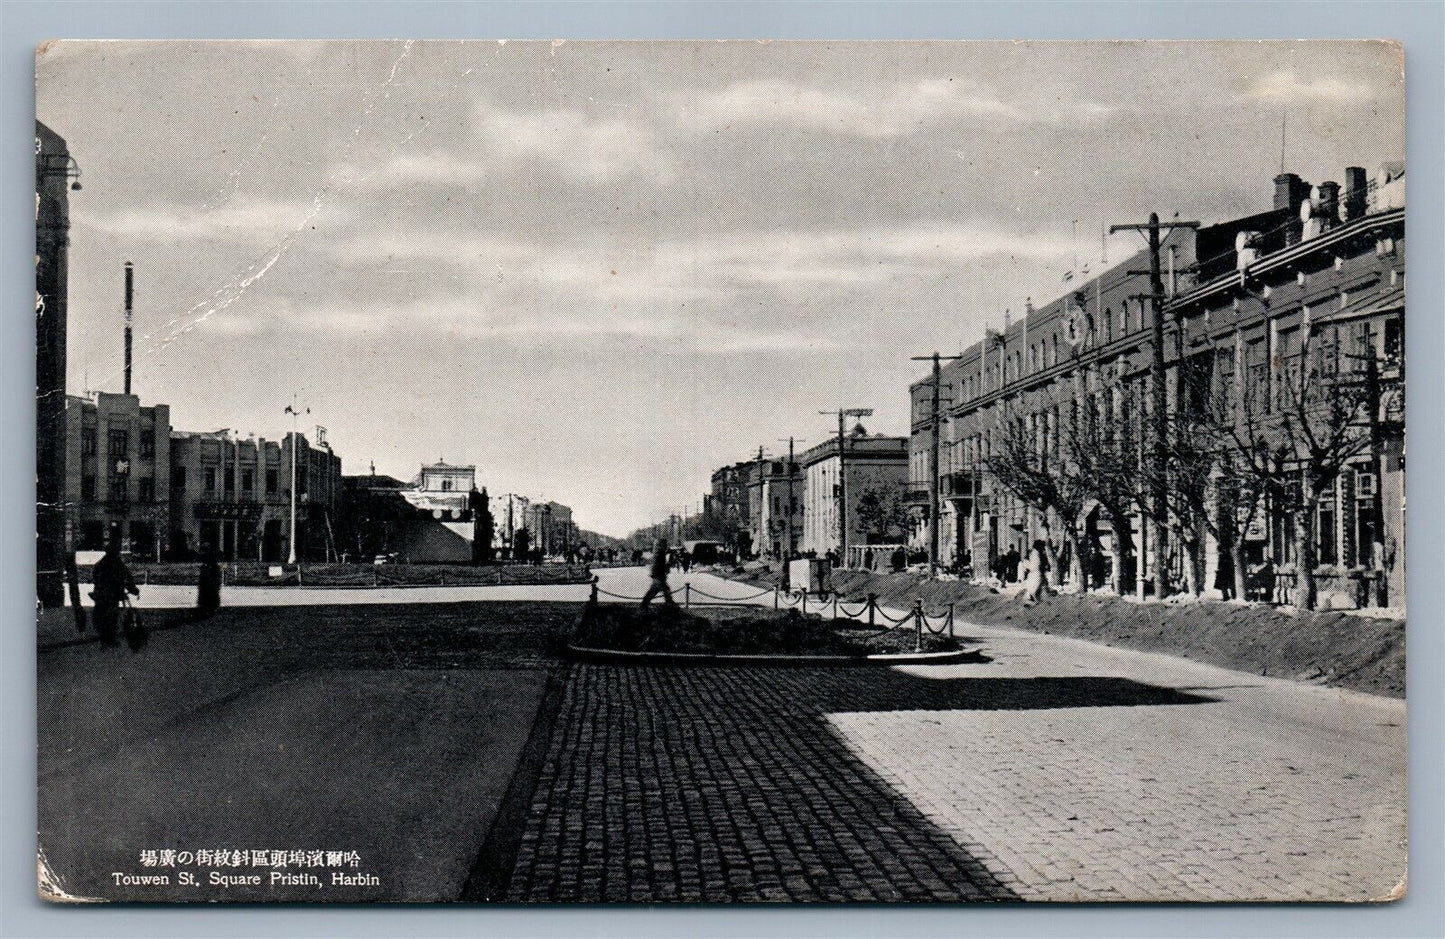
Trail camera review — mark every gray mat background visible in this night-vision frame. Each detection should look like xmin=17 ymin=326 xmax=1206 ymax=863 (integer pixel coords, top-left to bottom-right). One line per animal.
xmin=3 ymin=2 xmax=1440 ymax=937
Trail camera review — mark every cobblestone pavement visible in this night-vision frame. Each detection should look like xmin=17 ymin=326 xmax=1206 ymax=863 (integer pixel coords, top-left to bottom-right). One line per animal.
xmin=508 ymin=585 xmax=1406 ymax=902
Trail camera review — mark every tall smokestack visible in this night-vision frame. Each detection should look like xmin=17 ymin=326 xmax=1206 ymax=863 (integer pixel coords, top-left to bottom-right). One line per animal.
xmin=123 ymin=261 xmax=133 ymax=395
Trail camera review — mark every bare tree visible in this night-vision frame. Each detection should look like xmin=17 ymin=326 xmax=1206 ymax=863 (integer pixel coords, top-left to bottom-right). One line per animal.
xmin=1223 ymin=320 xmax=1376 ymax=611
xmin=985 ymin=398 xmax=1091 ymax=589
xmin=1066 ymin=374 xmax=1146 ymax=596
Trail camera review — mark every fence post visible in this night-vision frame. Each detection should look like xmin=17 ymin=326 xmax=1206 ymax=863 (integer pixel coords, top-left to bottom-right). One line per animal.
xmin=373 ymin=566 xmax=379 ymax=587
xmin=774 ymin=587 xmax=780 ymax=609
xmin=801 ymin=591 xmax=807 ymax=616
xmin=684 ymin=583 xmax=691 ymax=610
xmin=297 ymin=565 xmax=302 ymax=587
xmin=440 ymin=569 xmax=446 ymax=587
xmin=832 ymin=593 xmax=839 ymax=620
xmin=589 ymin=578 xmax=599 ymax=606
xmin=948 ymin=602 xmax=955 ymax=640
xmin=913 ymin=598 xmax=924 ymax=652
xmin=867 ymin=593 xmax=877 ymax=627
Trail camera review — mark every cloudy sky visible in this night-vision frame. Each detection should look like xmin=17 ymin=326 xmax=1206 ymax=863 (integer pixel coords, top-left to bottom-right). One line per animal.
xmin=37 ymin=40 xmax=1403 ymax=536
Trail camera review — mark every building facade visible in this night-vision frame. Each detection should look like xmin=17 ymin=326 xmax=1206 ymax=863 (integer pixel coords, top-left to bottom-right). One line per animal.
xmin=168 ymin=429 xmax=342 ymax=562
xmin=706 ymin=461 xmax=754 ymax=556
xmin=63 ymin=392 xmax=171 ymax=560
xmin=800 ymin=429 xmax=909 ymax=559
xmin=747 ymin=458 xmax=804 ymax=559
xmin=36 ymin=121 xmax=77 ymax=604
xmin=910 ymin=163 xmax=1404 ymax=607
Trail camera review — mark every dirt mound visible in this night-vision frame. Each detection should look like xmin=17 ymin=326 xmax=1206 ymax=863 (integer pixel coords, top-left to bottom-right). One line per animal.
xmin=738 ymin=569 xmax=1404 ymax=698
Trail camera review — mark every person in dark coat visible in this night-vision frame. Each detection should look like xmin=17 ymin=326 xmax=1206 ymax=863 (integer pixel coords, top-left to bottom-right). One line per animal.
xmin=640 ymin=539 xmax=676 ymax=607
xmin=196 ymin=543 xmax=221 ymax=617
xmin=1214 ymin=551 xmax=1236 ymax=601
xmin=1003 ymin=546 xmax=1022 ymax=583
xmin=91 ymin=541 xmax=139 ymax=647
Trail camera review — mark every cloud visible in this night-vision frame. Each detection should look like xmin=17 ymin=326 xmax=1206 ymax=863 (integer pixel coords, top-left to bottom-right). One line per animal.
xmin=1245 ymin=71 xmax=1378 ymax=104
xmin=78 ymin=194 xmax=352 ymax=244
xmin=680 ymin=78 xmax=1110 ymax=138
xmin=472 ymin=101 xmax=674 ymax=184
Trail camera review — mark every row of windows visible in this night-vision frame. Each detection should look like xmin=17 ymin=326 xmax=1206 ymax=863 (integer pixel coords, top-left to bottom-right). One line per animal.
xmin=169 ymin=466 xmax=283 ymax=494
xmin=79 ymin=428 xmax=155 ymax=459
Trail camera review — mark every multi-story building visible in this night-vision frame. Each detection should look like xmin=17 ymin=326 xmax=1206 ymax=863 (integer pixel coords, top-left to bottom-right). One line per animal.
xmin=800 ymin=427 xmax=908 ymax=561
xmin=526 ymin=501 xmax=578 ymax=555
xmin=489 ymin=491 xmax=531 ymax=559
xmin=168 ymin=428 xmax=341 ymax=561
xmin=36 ymin=121 xmax=80 ymax=604
xmin=63 ymin=392 xmax=171 ymax=560
xmin=910 ymin=162 xmax=1404 ymax=606
xmin=747 ymin=457 xmax=804 ymax=559
xmin=706 ymin=461 xmax=754 ymax=556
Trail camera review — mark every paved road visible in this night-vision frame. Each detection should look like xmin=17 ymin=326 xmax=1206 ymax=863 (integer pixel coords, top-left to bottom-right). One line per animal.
xmin=37 ymin=602 xmax=575 ymax=902
xmin=44 ymin=568 xmax=1407 ymax=902
xmin=507 ymin=569 xmax=1408 ymax=902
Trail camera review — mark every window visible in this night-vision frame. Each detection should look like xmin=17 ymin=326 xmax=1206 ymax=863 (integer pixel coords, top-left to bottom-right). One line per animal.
xmin=223 ymin=468 xmax=234 ymax=492
xmin=81 ymin=474 xmax=96 ymax=501
xmin=108 ymin=427 xmax=129 ymax=460
xmin=140 ymin=430 xmax=155 ymax=459
xmin=242 ymin=469 xmax=254 ymax=493
xmin=139 ymin=478 xmax=155 ymax=503
xmin=204 ymin=467 xmax=217 ymax=492
xmin=1383 ymin=317 xmax=1402 ymax=365
xmin=171 ymin=465 xmax=186 ymax=491
xmin=1277 ymin=327 xmax=1301 ymax=409
xmin=266 ymin=469 xmax=278 ymax=493
xmin=81 ymin=427 xmax=96 ymax=457
xmin=1353 ymin=469 xmax=1379 ymax=567
xmin=108 ymin=475 xmax=127 ymax=502
xmin=1315 ymin=486 xmax=1337 ymax=565
xmin=441 ymin=479 xmax=453 ymax=491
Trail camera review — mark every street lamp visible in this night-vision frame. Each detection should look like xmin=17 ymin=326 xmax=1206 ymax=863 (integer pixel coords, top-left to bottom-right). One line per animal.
xmin=284 ymin=396 xmax=309 ymax=564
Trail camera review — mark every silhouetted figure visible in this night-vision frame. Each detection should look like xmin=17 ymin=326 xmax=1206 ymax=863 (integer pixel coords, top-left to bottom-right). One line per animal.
xmin=640 ymin=539 xmax=676 ymax=608
xmin=1004 ymin=547 xmax=1022 ymax=583
xmin=197 ymin=543 xmax=221 ymax=617
xmin=890 ymin=545 xmax=907 ymax=573
xmin=91 ymin=542 xmax=139 ymax=647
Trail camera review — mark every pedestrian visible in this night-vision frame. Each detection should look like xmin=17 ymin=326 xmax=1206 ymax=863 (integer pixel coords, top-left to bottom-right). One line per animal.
xmin=1022 ymin=539 xmax=1049 ymax=606
xmin=1214 ymin=550 xmax=1236 ymax=601
xmin=679 ymin=548 xmax=692 ymax=573
xmin=91 ymin=540 xmax=139 ymax=647
xmin=196 ymin=542 xmax=221 ymax=618
xmin=1004 ymin=546 xmax=1021 ymax=583
xmin=890 ymin=545 xmax=906 ymax=573
xmin=640 ymin=538 xmax=677 ymax=608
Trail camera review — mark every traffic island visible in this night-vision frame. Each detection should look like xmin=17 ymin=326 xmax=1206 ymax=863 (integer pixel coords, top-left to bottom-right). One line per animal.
xmin=565 ymin=604 xmax=989 ymax=667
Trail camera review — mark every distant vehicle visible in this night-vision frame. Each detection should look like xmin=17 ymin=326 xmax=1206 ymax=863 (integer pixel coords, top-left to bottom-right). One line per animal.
xmin=684 ymin=541 xmax=724 ymax=566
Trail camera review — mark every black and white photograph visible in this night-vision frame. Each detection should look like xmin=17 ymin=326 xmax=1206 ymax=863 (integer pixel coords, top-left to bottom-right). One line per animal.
xmin=35 ymin=38 xmax=1407 ymax=904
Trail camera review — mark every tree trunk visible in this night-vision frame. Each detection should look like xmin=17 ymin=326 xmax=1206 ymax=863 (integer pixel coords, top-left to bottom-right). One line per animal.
xmin=1068 ymin=533 xmax=1086 ymax=591
xmin=1103 ymin=522 xmax=1127 ymax=595
xmin=1230 ymin=538 xmax=1248 ymax=603
xmin=1177 ymin=534 xmax=1199 ymax=596
xmin=1292 ymin=504 xmax=1318 ymax=611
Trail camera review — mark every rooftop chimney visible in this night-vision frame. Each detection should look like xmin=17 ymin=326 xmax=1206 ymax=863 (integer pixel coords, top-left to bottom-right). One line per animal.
xmin=123 ymin=261 xmax=133 ymax=396
xmin=1343 ymin=167 xmax=1368 ymax=220
xmin=1275 ymin=173 xmax=1311 ymax=246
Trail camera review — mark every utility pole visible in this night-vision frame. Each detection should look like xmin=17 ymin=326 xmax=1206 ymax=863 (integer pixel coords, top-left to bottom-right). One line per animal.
xmin=1110 ymin=213 xmax=1199 ymax=599
xmin=284 ymin=395 xmax=309 ymax=565
xmin=819 ymin=407 xmax=872 ymax=568
xmin=778 ymin=436 xmax=806 ymax=557
xmin=910 ymin=352 xmax=961 ymax=576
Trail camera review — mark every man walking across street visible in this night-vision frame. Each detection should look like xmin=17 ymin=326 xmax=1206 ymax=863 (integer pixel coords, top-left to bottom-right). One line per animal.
xmin=640 ymin=538 xmax=677 ymax=608
xmin=91 ymin=540 xmax=139 ymax=647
